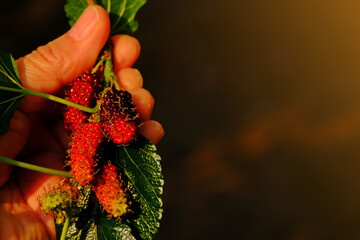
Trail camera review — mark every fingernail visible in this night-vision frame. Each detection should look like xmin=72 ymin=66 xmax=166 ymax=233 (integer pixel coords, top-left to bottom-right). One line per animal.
xmin=68 ymin=6 xmax=99 ymax=40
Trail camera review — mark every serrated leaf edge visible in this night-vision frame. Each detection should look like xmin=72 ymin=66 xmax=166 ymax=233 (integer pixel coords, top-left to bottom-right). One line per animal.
xmin=123 ymin=146 xmax=163 ymax=207
xmin=120 ymin=144 xmax=163 ymax=240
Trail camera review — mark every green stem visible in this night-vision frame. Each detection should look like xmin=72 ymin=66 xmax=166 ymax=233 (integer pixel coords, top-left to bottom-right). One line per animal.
xmin=0 ymin=86 xmax=99 ymax=113
xmin=91 ymin=55 xmax=106 ymax=74
xmin=60 ymin=216 xmax=70 ymax=240
xmin=111 ymin=72 xmax=120 ymax=90
xmin=104 ymin=58 xmax=112 ymax=88
xmin=103 ymin=41 xmax=120 ymax=90
xmin=0 ymin=155 xmax=71 ymax=178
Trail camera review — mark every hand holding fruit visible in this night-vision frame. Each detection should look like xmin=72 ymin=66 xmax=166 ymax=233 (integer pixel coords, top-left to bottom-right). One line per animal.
xmin=0 ymin=5 xmax=164 ymax=240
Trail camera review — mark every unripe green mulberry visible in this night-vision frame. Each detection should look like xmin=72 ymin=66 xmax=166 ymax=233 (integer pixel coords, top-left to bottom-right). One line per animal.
xmin=38 ymin=179 xmax=79 ymax=224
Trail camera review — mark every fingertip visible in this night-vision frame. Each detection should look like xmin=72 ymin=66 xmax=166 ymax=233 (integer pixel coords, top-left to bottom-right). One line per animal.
xmin=68 ymin=5 xmax=110 ymax=42
xmin=130 ymin=88 xmax=154 ymax=121
xmin=16 ymin=152 xmax=65 ymax=240
xmin=112 ymin=35 xmax=141 ymax=70
xmin=116 ymin=67 xmax=143 ymax=90
xmin=138 ymin=120 xmax=164 ymax=145
xmin=61 ymin=4 xmax=110 ymax=84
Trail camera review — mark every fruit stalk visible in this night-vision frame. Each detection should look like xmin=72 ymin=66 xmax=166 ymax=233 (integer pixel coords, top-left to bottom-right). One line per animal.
xmin=103 ymin=41 xmax=120 ymax=90
xmin=0 ymin=86 xmax=99 ymax=113
xmin=0 ymin=155 xmax=71 ymax=178
xmin=60 ymin=216 xmax=70 ymax=240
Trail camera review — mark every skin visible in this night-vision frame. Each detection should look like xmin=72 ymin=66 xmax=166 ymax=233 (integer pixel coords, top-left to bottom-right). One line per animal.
xmin=0 ymin=6 xmax=164 ymax=240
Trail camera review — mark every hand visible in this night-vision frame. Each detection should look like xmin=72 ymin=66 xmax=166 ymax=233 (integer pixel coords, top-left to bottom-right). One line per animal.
xmin=0 ymin=5 xmax=164 ymax=240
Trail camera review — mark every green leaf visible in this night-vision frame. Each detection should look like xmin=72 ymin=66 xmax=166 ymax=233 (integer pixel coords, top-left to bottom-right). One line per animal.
xmin=58 ymin=217 xmax=136 ymax=240
xmin=0 ymin=48 xmax=25 ymax=134
xmin=56 ymin=136 xmax=163 ymax=240
xmin=98 ymin=218 xmax=136 ymax=240
xmin=116 ymin=136 xmax=163 ymax=240
xmin=64 ymin=0 xmax=147 ymax=35
xmin=64 ymin=0 xmax=88 ymax=27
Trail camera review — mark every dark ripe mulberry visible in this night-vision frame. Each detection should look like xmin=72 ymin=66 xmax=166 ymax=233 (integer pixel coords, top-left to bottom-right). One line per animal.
xmin=80 ymin=72 xmax=104 ymax=100
xmin=100 ymin=90 xmax=138 ymax=144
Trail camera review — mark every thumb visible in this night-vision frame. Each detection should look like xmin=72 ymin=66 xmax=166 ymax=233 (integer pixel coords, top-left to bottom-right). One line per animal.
xmin=16 ymin=5 xmax=110 ymax=112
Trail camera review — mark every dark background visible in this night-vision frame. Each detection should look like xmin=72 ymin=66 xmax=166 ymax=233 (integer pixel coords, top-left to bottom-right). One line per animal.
xmin=2 ymin=0 xmax=360 ymax=239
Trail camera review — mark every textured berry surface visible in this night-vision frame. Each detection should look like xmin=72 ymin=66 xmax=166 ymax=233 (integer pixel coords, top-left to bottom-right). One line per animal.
xmin=69 ymin=122 xmax=103 ymax=186
xmin=81 ymin=72 xmax=103 ymax=98
xmin=67 ymin=72 xmax=102 ymax=106
xmin=63 ymin=72 xmax=103 ymax=132
xmin=60 ymin=73 xmax=138 ymax=221
xmin=93 ymin=163 xmax=128 ymax=218
xmin=101 ymin=90 xmax=138 ymax=144
xmin=39 ymin=180 xmax=80 ymax=224
xmin=68 ymin=81 xmax=93 ymax=106
xmin=103 ymin=116 xmax=137 ymax=144
xmin=63 ymin=107 xmax=88 ymax=132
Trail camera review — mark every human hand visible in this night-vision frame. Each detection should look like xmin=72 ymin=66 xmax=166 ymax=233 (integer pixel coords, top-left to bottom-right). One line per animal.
xmin=0 ymin=5 xmax=164 ymax=240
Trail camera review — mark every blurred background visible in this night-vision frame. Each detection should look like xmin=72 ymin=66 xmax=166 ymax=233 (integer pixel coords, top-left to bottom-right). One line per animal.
xmin=2 ymin=0 xmax=360 ymax=239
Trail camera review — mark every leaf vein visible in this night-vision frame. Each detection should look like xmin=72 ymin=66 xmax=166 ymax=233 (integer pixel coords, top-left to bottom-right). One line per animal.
xmin=122 ymin=146 xmax=160 ymax=228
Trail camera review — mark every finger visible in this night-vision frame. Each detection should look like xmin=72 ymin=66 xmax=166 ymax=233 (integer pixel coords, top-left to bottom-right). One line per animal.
xmin=16 ymin=152 xmax=65 ymax=240
xmin=16 ymin=5 xmax=110 ymax=112
xmin=19 ymin=114 xmax=63 ymax=158
xmin=138 ymin=120 xmax=164 ymax=145
xmin=112 ymin=35 xmax=141 ymax=72
xmin=0 ymin=180 xmax=53 ymax=240
xmin=51 ymin=121 xmax=72 ymax=151
xmin=129 ymin=88 xmax=154 ymax=122
xmin=116 ymin=68 xmax=143 ymax=90
xmin=0 ymin=111 xmax=30 ymax=186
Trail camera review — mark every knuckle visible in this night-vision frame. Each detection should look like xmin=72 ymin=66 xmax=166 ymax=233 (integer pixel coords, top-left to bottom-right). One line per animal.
xmin=35 ymin=41 xmax=63 ymax=67
xmin=26 ymin=41 xmax=65 ymax=86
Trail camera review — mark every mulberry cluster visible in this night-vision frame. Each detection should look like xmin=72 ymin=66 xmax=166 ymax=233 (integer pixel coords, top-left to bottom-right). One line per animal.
xmin=59 ymin=72 xmax=138 ymax=218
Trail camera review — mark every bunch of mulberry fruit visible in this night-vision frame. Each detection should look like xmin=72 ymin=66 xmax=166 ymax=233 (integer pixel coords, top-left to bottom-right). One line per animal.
xmin=42 ymin=71 xmax=140 ymax=219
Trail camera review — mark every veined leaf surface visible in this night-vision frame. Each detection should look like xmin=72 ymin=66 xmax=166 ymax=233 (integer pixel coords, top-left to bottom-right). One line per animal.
xmin=65 ymin=0 xmax=147 ymax=35
xmin=116 ymin=136 xmax=163 ymax=240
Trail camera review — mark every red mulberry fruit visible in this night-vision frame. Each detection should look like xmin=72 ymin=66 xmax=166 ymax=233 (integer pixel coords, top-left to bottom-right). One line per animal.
xmin=69 ymin=122 xmax=103 ymax=186
xmin=63 ymin=72 xmax=103 ymax=132
xmin=63 ymin=107 xmax=88 ymax=132
xmin=100 ymin=90 xmax=138 ymax=144
xmin=93 ymin=163 xmax=128 ymax=218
